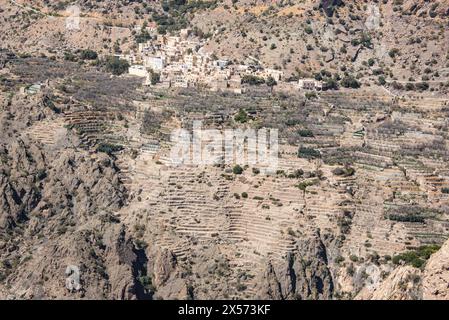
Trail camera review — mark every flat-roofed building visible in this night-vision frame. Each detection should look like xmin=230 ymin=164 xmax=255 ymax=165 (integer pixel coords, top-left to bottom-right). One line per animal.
xmin=145 ymin=56 xmax=165 ymax=71
xmin=298 ymin=78 xmax=322 ymax=90
xmin=264 ymin=68 xmax=283 ymax=81
xmin=129 ymin=65 xmax=148 ymax=77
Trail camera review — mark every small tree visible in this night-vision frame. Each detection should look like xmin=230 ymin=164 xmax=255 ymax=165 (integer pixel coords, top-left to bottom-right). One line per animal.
xmin=298 ymin=147 xmax=321 ymax=159
xmin=389 ymin=48 xmax=400 ymax=58
xmin=149 ymin=70 xmax=160 ymax=85
xmin=234 ymin=109 xmax=248 ymax=123
xmin=340 ymin=75 xmax=361 ymax=88
xmin=266 ymin=76 xmax=277 ymax=93
xmin=104 ymin=56 xmax=130 ymax=76
xmin=80 ymin=49 xmax=98 ymax=60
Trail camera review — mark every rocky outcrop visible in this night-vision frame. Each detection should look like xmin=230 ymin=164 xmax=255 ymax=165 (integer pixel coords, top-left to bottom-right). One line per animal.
xmin=320 ymin=0 xmax=344 ymax=17
xmin=1 ymin=222 xmax=148 ymax=300
xmin=259 ymin=234 xmax=334 ymax=300
xmin=356 ymin=240 xmax=449 ymax=300
xmin=0 ymin=139 xmax=46 ymax=228
xmin=0 ymin=49 xmax=16 ymax=68
xmin=402 ymin=0 xmax=449 ymax=17
xmin=0 ymin=96 xmax=134 ymax=299
xmin=153 ymin=249 xmax=178 ymax=288
xmin=0 ymin=140 xmax=125 ymax=227
xmin=422 ymin=240 xmax=449 ymax=300
xmin=356 ymin=266 xmax=422 ymax=300
xmin=103 ymin=225 xmax=150 ymax=300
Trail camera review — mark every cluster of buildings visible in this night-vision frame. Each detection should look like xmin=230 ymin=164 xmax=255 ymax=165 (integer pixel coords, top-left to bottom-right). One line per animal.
xmin=123 ymin=27 xmax=323 ymax=94
xmin=122 ymin=28 xmax=285 ymax=94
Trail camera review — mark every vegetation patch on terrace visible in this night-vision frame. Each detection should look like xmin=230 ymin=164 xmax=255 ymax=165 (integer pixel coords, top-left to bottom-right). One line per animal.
xmin=384 ymin=206 xmax=444 ymax=223
xmin=392 ymin=245 xmax=441 ymax=269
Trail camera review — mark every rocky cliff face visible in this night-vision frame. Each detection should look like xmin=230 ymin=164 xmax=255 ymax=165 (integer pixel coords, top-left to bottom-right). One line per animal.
xmin=0 ymin=140 xmax=139 ymax=298
xmin=0 ymin=85 xmax=194 ymax=300
xmin=422 ymin=240 xmax=449 ymax=300
xmin=0 ymin=92 xmax=142 ymax=299
xmin=259 ymin=234 xmax=334 ymax=300
xmin=4 ymin=223 xmax=149 ymax=300
xmin=355 ymin=266 xmax=422 ymax=300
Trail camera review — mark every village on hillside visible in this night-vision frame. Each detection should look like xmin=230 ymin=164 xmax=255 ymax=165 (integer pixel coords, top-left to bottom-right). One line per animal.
xmin=120 ymin=26 xmax=324 ymax=93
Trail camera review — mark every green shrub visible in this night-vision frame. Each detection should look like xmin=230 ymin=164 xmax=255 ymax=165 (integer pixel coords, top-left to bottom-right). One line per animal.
xmin=387 ymin=214 xmax=424 ymax=223
xmin=305 ymin=92 xmax=317 ymax=100
xmin=135 ymin=30 xmax=152 ymax=43
xmin=236 ymin=283 xmax=247 ymax=291
xmin=346 ymin=264 xmax=355 ymax=276
xmin=80 ymin=49 xmax=98 ymax=60
xmin=415 ymin=82 xmax=429 ymax=91
xmin=340 ymin=75 xmax=361 ymax=88
xmin=138 ymin=275 xmax=155 ymax=292
xmin=295 ymin=179 xmax=317 ymax=191
xmin=324 ymin=78 xmax=339 ymax=90
xmin=288 ymin=169 xmax=304 ymax=179
xmin=389 ymin=48 xmax=400 ymax=58
xmin=234 ymin=109 xmax=248 ymax=123
xmin=64 ymin=51 xmax=78 ymax=61
xmin=96 ymin=143 xmax=123 ymax=155
xmin=335 ymin=256 xmax=345 ymax=264
xmin=104 ymin=56 xmax=130 ymax=75
xmin=298 ymin=147 xmax=321 ymax=159
xmin=392 ymin=245 xmax=440 ymax=269
xmin=149 ymin=70 xmax=160 ymax=85
xmin=242 ymin=75 xmax=265 ymax=85
xmin=232 ymin=165 xmax=243 ymax=175
xmin=298 ymin=129 xmax=314 ymax=137
xmin=266 ymin=76 xmax=277 ymax=89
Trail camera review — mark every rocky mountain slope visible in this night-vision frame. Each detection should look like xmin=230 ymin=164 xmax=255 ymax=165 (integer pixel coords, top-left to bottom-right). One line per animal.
xmin=0 ymin=1 xmax=449 ymax=300
xmin=1 ymin=52 xmax=448 ymax=299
